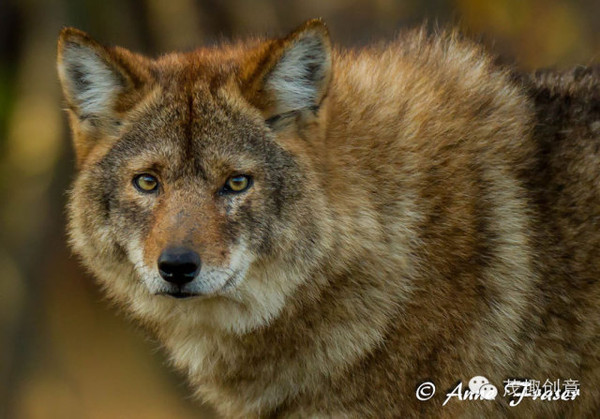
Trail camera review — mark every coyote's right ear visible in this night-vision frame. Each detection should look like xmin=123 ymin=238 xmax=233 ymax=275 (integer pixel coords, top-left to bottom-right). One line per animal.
xmin=57 ymin=28 xmax=150 ymax=135
xmin=241 ymin=19 xmax=332 ymax=122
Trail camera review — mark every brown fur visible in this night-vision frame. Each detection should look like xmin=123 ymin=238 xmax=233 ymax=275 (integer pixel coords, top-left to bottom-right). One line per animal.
xmin=58 ymin=20 xmax=600 ymax=417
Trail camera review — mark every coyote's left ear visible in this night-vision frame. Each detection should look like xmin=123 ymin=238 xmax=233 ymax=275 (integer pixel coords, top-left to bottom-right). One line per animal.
xmin=242 ymin=19 xmax=332 ymax=120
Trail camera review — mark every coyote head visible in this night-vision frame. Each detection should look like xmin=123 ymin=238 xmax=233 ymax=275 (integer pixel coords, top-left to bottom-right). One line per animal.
xmin=58 ymin=20 xmax=335 ymax=332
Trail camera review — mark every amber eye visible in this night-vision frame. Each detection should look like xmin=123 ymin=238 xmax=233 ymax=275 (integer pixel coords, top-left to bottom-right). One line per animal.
xmin=133 ymin=174 xmax=159 ymax=193
xmin=223 ymin=175 xmax=251 ymax=194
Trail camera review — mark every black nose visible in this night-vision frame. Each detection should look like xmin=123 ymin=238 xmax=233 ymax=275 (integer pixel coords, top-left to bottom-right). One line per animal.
xmin=157 ymin=247 xmax=201 ymax=285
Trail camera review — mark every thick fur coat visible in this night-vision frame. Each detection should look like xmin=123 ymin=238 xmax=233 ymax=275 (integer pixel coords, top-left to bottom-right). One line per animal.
xmin=57 ymin=20 xmax=600 ymax=417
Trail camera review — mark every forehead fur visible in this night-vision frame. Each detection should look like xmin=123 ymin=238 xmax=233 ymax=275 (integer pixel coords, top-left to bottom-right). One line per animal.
xmin=115 ymin=83 xmax=282 ymax=185
xmin=148 ymin=40 xmax=259 ymax=89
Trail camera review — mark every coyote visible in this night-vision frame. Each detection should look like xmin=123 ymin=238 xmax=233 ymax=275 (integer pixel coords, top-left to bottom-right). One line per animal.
xmin=58 ymin=19 xmax=600 ymax=417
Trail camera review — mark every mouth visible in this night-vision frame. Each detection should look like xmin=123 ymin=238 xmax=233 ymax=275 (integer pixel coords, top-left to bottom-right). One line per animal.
xmin=156 ymin=291 xmax=201 ymax=299
xmin=153 ymin=271 xmax=242 ymax=300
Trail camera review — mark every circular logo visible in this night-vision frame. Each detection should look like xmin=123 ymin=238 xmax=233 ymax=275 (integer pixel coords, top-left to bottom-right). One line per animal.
xmin=416 ymin=382 xmax=436 ymax=401
xmin=479 ymin=383 xmax=498 ymax=400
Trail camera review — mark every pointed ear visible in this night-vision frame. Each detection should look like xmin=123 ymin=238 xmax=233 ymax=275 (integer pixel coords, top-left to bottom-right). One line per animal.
xmin=57 ymin=27 xmax=150 ymax=131
xmin=242 ymin=19 xmax=332 ymax=120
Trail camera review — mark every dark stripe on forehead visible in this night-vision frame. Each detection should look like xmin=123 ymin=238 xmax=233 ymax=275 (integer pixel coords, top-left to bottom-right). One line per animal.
xmin=185 ymin=91 xmax=208 ymax=180
xmin=183 ymin=92 xmax=194 ymax=172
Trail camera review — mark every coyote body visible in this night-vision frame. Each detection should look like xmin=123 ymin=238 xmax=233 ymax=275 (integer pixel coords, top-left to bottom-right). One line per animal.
xmin=58 ymin=20 xmax=600 ymax=417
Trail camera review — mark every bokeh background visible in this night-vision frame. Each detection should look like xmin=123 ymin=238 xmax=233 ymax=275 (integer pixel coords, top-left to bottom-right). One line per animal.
xmin=0 ymin=0 xmax=598 ymax=418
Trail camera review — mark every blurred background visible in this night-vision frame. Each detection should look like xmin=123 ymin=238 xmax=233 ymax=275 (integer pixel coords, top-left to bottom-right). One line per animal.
xmin=0 ymin=0 xmax=598 ymax=418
